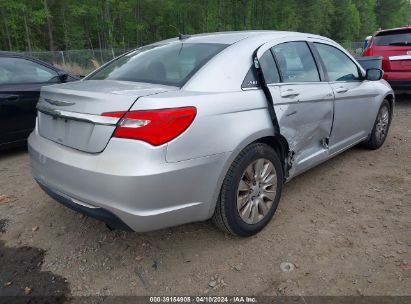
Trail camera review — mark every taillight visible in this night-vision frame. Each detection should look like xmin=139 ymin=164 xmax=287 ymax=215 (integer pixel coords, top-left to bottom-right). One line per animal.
xmin=102 ymin=107 xmax=196 ymax=146
xmin=363 ymin=39 xmax=373 ymax=56
xmin=363 ymin=47 xmax=372 ymax=56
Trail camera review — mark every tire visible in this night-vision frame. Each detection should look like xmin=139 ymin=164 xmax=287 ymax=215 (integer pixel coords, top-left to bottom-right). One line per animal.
xmin=212 ymin=143 xmax=283 ymax=236
xmin=363 ymin=99 xmax=392 ymax=150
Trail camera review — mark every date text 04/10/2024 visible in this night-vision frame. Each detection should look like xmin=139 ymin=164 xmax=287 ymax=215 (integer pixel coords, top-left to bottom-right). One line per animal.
xmin=149 ymin=296 xmax=257 ymax=303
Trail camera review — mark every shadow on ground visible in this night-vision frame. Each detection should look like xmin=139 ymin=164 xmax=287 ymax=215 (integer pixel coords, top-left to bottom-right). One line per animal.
xmin=0 ymin=240 xmax=70 ymax=301
xmin=0 ymin=146 xmax=27 ymax=159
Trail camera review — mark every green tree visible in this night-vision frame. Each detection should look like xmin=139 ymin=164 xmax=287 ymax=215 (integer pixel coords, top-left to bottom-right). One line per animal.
xmin=331 ymin=0 xmax=360 ymax=41
xmin=376 ymin=0 xmax=411 ymax=29
xmin=296 ymin=0 xmax=334 ymax=36
xmin=353 ymin=0 xmax=377 ymax=37
xmin=0 ymin=0 xmax=410 ymax=52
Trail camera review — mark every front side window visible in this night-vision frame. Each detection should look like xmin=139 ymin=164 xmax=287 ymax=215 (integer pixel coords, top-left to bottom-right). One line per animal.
xmin=88 ymin=43 xmax=227 ymax=87
xmin=0 ymin=57 xmax=59 ymax=85
xmin=315 ymin=43 xmax=360 ymax=81
xmin=272 ymin=42 xmax=320 ymax=83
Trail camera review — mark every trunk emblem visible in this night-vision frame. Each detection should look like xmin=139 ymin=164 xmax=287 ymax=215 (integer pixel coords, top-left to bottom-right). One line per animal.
xmin=44 ymin=98 xmax=75 ymax=106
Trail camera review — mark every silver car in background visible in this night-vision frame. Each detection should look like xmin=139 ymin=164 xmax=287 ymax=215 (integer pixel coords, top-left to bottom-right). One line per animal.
xmin=29 ymin=31 xmax=394 ymax=236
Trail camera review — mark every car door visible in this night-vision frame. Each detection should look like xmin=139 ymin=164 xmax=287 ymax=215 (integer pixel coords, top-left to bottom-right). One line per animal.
xmin=256 ymin=39 xmax=334 ymax=178
xmin=312 ymin=42 xmax=379 ymax=155
xmin=0 ymin=56 xmax=61 ymax=145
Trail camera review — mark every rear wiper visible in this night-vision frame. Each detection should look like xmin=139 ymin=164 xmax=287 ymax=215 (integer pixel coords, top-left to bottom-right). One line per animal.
xmin=389 ymin=42 xmax=409 ymax=46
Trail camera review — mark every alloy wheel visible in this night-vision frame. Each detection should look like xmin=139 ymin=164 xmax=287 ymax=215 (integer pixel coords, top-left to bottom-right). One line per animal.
xmin=236 ymin=158 xmax=277 ymax=224
xmin=375 ymin=105 xmax=390 ymax=143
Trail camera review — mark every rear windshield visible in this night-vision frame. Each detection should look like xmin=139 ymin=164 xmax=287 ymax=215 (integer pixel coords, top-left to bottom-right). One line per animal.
xmin=374 ymin=29 xmax=411 ymax=46
xmin=88 ymin=43 xmax=227 ymax=87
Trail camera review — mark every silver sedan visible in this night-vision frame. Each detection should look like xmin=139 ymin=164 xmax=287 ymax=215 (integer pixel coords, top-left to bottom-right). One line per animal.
xmin=28 ymin=31 xmax=394 ymax=236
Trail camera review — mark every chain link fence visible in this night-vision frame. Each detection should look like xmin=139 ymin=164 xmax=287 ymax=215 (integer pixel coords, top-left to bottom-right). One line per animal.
xmin=20 ymin=42 xmax=365 ymax=76
xmin=339 ymin=41 xmax=366 ymax=55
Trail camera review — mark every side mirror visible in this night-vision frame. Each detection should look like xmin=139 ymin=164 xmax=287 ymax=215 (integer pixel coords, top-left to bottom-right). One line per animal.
xmin=366 ymin=68 xmax=383 ymax=81
xmin=58 ymin=72 xmax=69 ymax=83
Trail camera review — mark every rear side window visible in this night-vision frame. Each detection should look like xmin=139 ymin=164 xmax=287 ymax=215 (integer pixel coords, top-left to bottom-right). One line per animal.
xmin=272 ymin=42 xmax=320 ymax=83
xmin=315 ymin=43 xmax=360 ymax=81
xmin=374 ymin=29 xmax=411 ymax=46
xmin=88 ymin=43 xmax=227 ymax=87
xmin=0 ymin=57 xmax=59 ymax=85
xmin=241 ymin=67 xmax=259 ymax=89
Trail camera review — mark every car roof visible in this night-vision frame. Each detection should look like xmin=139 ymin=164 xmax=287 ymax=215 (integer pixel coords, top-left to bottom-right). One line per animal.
xmin=0 ymin=51 xmax=31 ymax=58
xmin=0 ymin=51 xmax=78 ymax=78
xmin=0 ymin=51 xmax=55 ymax=69
xmin=0 ymin=51 xmax=55 ymax=67
xmin=154 ymin=30 xmax=325 ymax=45
xmin=375 ymin=25 xmax=411 ymax=35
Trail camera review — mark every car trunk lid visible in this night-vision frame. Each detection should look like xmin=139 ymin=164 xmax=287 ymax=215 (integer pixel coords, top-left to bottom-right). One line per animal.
xmin=387 ymin=49 xmax=411 ymax=72
xmin=37 ymin=80 xmax=177 ymax=153
xmin=370 ymin=46 xmax=411 ymax=72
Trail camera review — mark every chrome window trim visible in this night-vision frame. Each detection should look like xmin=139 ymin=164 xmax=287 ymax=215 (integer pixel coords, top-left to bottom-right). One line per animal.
xmin=326 ymin=80 xmax=362 ymax=84
xmin=36 ymin=104 xmax=120 ymax=126
xmin=241 ymin=86 xmax=260 ymax=91
xmin=267 ymin=79 xmax=363 ymax=87
xmin=267 ymin=81 xmax=328 ymax=87
xmin=389 ymin=55 xmax=411 ymax=61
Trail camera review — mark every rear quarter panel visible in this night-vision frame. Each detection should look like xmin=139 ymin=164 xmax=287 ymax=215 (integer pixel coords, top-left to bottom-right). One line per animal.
xmin=131 ymin=89 xmax=274 ymax=218
xmin=130 ymin=89 xmax=274 ymax=162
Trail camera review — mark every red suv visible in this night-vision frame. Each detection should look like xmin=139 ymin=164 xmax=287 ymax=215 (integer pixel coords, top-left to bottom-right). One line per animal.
xmin=364 ymin=26 xmax=411 ymax=90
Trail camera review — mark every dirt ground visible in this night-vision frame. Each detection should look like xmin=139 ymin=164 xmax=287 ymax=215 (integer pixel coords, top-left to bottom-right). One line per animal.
xmin=0 ymin=96 xmax=410 ymax=298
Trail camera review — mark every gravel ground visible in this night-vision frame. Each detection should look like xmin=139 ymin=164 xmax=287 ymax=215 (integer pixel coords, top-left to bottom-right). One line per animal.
xmin=0 ymin=96 xmax=410 ymax=298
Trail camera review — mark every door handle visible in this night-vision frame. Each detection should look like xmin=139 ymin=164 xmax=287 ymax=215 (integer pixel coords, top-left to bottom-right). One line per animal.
xmin=335 ymin=87 xmax=349 ymax=93
xmin=280 ymin=89 xmax=300 ymax=98
xmin=0 ymin=94 xmax=19 ymax=101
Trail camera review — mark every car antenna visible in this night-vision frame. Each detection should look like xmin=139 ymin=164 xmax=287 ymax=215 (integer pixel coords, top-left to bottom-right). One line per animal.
xmin=169 ymin=25 xmax=190 ymax=41
xmin=179 ymin=33 xmax=190 ymax=40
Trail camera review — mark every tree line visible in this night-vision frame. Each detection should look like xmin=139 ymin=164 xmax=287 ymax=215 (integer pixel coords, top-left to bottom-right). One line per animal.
xmin=0 ymin=0 xmax=410 ymax=52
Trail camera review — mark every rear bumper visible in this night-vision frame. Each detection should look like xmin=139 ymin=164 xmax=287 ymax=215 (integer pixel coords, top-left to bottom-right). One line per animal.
xmin=36 ymin=179 xmax=132 ymax=230
xmin=28 ymin=128 xmax=229 ymax=232
xmin=383 ymin=71 xmax=411 ymax=90
xmin=386 ymin=80 xmax=411 ymax=90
